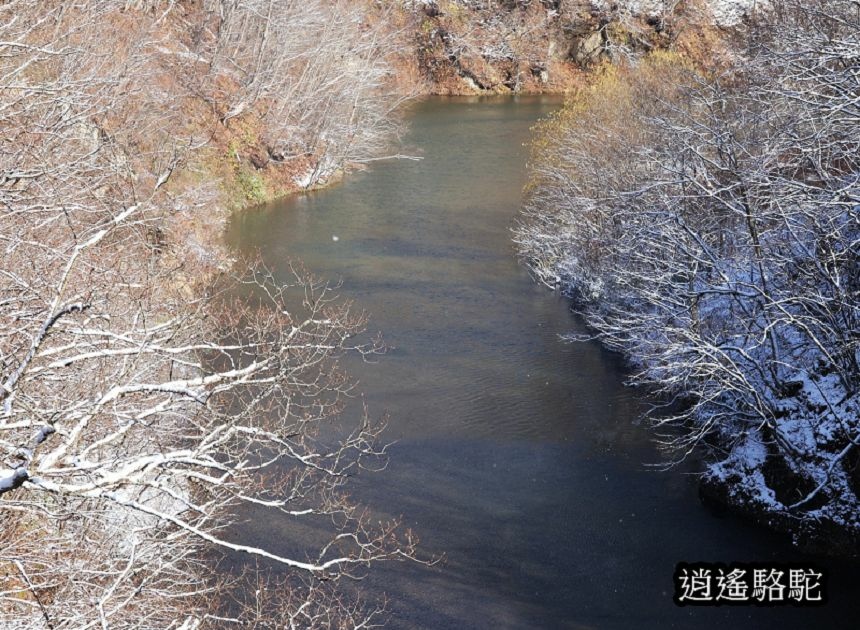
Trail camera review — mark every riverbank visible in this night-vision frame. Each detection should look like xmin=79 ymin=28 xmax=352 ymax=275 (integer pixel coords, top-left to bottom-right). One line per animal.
xmin=189 ymin=0 xmax=749 ymax=235
xmin=515 ymin=2 xmax=860 ymax=557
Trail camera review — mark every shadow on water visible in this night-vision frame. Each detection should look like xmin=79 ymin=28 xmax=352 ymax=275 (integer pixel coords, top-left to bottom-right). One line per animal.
xmin=225 ymin=96 xmax=859 ymax=629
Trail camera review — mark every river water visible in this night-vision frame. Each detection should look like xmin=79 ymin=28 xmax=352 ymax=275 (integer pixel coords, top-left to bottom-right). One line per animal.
xmin=225 ymin=97 xmax=857 ymax=629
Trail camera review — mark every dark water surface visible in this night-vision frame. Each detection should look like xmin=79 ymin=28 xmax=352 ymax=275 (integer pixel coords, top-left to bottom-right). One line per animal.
xmin=225 ymin=97 xmax=857 ymax=629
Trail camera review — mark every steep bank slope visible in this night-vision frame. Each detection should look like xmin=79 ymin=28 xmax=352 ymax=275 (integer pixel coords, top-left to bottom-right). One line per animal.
xmin=393 ymin=0 xmax=761 ymax=94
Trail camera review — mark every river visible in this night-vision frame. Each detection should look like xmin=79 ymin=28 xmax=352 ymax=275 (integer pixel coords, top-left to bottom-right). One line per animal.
xmin=225 ymin=97 xmax=857 ymax=629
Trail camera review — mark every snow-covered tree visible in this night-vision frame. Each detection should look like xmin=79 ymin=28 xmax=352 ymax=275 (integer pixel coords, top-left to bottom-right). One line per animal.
xmin=516 ymin=0 xmax=859 ymax=550
xmin=0 ymin=2 xmax=417 ymax=627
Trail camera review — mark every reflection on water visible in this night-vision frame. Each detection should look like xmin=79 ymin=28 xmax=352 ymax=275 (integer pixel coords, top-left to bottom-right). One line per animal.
xmin=226 ymin=97 xmax=857 ymax=629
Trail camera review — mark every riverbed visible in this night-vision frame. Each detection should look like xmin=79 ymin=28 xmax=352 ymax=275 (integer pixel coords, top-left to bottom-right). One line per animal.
xmin=225 ymin=97 xmax=857 ymax=629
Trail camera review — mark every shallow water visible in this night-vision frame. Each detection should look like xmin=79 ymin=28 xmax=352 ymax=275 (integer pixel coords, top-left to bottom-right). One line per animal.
xmin=226 ymin=96 xmax=857 ymax=629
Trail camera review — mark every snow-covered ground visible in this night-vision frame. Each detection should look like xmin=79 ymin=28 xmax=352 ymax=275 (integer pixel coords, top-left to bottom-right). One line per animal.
xmin=588 ymin=0 xmax=765 ymax=26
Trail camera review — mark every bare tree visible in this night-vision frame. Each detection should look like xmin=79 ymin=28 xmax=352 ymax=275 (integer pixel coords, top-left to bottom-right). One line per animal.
xmin=0 ymin=2 xmax=419 ymax=627
xmin=205 ymin=0 xmax=410 ymax=188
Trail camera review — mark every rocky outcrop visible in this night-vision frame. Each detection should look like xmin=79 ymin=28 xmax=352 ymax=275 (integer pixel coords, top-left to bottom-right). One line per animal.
xmin=404 ymin=0 xmax=762 ymax=94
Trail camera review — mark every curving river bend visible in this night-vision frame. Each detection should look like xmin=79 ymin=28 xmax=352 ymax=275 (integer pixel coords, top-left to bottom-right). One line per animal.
xmin=225 ymin=97 xmax=857 ymax=629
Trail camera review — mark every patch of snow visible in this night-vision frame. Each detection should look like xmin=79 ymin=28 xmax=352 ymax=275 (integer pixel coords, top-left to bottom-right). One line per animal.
xmin=707 ymin=428 xmax=784 ymax=511
xmin=0 ymin=467 xmax=27 ymax=491
xmin=588 ymin=0 xmax=766 ymax=26
xmin=708 ymin=0 xmax=767 ymax=27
